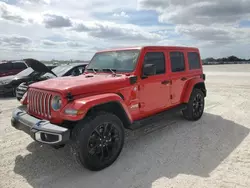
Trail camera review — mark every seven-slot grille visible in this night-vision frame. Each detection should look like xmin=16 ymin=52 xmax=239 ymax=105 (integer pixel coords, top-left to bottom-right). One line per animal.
xmin=27 ymin=88 xmax=53 ymax=119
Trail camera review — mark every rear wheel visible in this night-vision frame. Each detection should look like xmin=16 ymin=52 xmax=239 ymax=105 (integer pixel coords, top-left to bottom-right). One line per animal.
xmin=182 ymin=89 xmax=205 ymax=121
xmin=70 ymin=111 xmax=125 ymax=171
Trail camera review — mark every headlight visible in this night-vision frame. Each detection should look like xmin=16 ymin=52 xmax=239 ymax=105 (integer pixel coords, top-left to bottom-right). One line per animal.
xmin=0 ymin=80 xmax=10 ymax=85
xmin=51 ymin=95 xmax=62 ymax=111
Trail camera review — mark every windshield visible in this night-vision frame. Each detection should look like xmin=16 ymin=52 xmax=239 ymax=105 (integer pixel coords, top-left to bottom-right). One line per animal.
xmin=87 ymin=50 xmax=140 ymax=72
xmin=42 ymin=65 xmax=72 ymax=77
xmin=16 ymin=67 xmax=34 ymax=77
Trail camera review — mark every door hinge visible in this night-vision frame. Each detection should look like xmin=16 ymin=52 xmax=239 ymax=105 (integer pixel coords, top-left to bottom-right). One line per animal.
xmin=137 ymin=85 xmax=140 ymax=91
xmin=170 ymin=95 xmax=173 ymax=99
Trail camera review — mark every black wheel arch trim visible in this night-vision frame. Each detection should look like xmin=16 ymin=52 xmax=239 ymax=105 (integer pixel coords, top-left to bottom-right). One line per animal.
xmin=85 ymin=99 xmax=132 ymax=129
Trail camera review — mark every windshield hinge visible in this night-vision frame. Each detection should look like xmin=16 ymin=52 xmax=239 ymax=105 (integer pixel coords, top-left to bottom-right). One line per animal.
xmin=66 ymin=92 xmax=74 ymax=102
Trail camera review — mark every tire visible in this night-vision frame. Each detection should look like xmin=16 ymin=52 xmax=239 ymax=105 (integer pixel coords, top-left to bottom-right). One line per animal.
xmin=70 ymin=111 xmax=125 ymax=171
xmin=182 ymin=88 xmax=205 ymax=121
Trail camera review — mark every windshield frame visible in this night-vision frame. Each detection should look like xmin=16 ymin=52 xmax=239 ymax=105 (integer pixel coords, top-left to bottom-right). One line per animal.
xmin=86 ymin=49 xmax=141 ymax=73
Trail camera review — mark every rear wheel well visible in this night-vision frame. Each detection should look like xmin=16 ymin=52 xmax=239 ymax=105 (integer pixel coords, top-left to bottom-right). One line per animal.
xmin=85 ymin=102 xmax=131 ymax=128
xmin=194 ymin=82 xmax=206 ymax=97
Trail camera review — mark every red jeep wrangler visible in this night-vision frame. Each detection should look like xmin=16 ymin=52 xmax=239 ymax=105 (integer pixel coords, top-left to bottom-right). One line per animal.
xmin=11 ymin=46 xmax=206 ymax=171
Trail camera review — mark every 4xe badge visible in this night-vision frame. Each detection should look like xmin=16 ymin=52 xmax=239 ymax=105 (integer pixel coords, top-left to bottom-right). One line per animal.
xmin=130 ymin=104 xmax=139 ymax=109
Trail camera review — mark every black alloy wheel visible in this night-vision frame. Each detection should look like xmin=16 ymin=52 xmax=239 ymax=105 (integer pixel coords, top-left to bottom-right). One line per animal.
xmin=87 ymin=122 xmax=121 ymax=163
xmin=182 ymin=88 xmax=205 ymax=121
xmin=192 ymin=92 xmax=204 ymax=118
xmin=70 ymin=111 xmax=125 ymax=171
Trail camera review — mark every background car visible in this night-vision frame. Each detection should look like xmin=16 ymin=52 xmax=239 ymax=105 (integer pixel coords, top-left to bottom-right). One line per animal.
xmin=0 ymin=60 xmax=29 ymax=78
xmin=0 ymin=57 xmax=56 ymax=97
xmin=15 ymin=62 xmax=88 ymax=100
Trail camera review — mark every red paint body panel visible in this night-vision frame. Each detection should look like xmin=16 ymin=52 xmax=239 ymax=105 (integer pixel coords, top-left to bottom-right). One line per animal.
xmin=23 ymin=46 xmax=206 ymax=125
xmin=60 ymin=93 xmax=133 ymax=122
xmin=30 ymin=73 xmax=131 ymax=96
xmin=181 ymin=78 xmax=205 ymax=103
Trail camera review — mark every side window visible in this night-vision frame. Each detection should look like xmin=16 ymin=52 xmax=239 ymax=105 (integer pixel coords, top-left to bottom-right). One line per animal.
xmin=13 ymin=62 xmax=27 ymax=69
xmin=77 ymin=66 xmax=86 ymax=74
xmin=170 ymin=52 xmax=185 ymax=72
xmin=71 ymin=67 xmax=81 ymax=76
xmin=0 ymin=63 xmax=12 ymax=72
xmin=188 ymin=52 xmax=201 ymax=70
xmin=143 ymin=52 xmax=165 ymax=75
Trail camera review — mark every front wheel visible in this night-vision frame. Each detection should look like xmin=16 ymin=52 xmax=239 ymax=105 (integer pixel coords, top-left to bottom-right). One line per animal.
xmin=182 ymin=88 xmax=205 ymax=121
xmin=71 ymin=112 xmax=125 ymax=171
xmin=12 ymin=87 xmax=17 ymax=97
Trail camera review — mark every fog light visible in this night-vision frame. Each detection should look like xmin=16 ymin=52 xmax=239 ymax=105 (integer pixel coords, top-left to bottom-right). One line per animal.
xmin=34 ymin=131 xmax=62 ymax=144
xmin=64 ymin=109 xmax=78 ymax=115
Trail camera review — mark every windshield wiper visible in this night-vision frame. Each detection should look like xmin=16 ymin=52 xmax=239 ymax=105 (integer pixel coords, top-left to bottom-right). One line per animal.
xmin=102 ymin=68 xmax=116 ymax=75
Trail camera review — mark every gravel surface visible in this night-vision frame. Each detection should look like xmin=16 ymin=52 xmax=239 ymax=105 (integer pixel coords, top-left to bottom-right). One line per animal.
xmin=1 ymin=64 xmax=250 ymax=188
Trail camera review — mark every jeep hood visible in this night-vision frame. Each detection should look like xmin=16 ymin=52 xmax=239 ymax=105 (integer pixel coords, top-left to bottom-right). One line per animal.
xmin=29 ymin=73 xmax=131 ymax=96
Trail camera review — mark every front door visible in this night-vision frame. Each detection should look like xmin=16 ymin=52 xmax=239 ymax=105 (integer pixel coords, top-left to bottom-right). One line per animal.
xmin=139 ymin=51 xmax=171 ymax=116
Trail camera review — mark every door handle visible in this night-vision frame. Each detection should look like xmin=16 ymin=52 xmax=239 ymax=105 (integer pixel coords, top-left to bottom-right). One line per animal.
xmin=161 ymin=80 xmax=171 ymax=85
xmin=181 ymin=77 xmax=187 ymax=81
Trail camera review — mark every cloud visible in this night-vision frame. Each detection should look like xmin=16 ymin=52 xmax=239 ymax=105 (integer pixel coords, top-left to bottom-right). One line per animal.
xmin=0 ymin=2 xmax=28 ymax=23
xmin=139 ymin=0 xmax=250 ymax=25
xmin=176 ymin=25 xmax=233 ymax=43
xmin=41 ymin=39 xmax=84 ymax=48
xmin=0 ymin=5 xmax=24 ymax=23
xmin=0 ymin=0 xmax=250 ymax=60
xmin=72 ymin=21 xmax=161 ymax=41
xmin=67 ymin=41 xmax=84 ymax=47
xmin=41 ymin=39 xmax=58 ymax=46
xmin=19 ymin=0 xmax=52 ymax=5
xmin=0 ymin=35 xmax=32 ymax=46
xmin=113 ymin=11 xmax=129 ymax=18
xmin=43 ymin=13 xmax=72 ymax=28
xmin=138 ymin=0 xmax=250 ymax=47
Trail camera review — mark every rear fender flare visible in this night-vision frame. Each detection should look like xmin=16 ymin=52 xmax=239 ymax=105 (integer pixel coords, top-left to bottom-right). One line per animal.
xmin=181 ymin=78 xmax=205 ymax=103
xmin=60 ymin=93 xmax=132 ymax=122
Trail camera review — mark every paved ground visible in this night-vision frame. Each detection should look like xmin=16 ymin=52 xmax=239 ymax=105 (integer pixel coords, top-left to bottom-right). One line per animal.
xmin=0 ymin=64 xmax=250 ymax=188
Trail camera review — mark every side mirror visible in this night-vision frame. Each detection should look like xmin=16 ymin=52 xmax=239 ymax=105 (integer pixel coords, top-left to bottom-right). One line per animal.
xmin=142 ymin=64 xmax=156 ymax=78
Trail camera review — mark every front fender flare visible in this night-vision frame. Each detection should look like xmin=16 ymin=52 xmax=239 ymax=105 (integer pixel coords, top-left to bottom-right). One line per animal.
xmin=60 ymin=93 xmax=132 ymax=122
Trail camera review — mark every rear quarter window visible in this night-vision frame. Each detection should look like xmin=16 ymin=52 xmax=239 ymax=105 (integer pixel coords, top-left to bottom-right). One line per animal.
xmin=188 ymin=52 xmax=201 ymax=70
xmin=13 ymin=62 xmax=27 ymax=69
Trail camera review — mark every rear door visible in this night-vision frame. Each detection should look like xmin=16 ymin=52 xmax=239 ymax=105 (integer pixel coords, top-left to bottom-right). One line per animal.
xmin=169 ymin=51 xmax=189 ymax=104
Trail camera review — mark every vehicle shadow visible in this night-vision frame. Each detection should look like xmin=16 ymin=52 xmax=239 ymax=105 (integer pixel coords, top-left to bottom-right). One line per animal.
xmin=0 ymin=95 xmax=15 ymax=99
xmin=14 ymin=112 xmax=249 ymax=188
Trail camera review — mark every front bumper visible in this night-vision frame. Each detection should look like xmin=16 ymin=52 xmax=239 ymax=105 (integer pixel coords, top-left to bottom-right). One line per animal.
xmin=11 ymin=105 xmax=70 ymax=145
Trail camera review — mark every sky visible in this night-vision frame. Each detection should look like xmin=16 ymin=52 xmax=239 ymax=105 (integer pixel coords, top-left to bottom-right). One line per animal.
xmin=0 ymin=0 xmax=250 ymax=60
